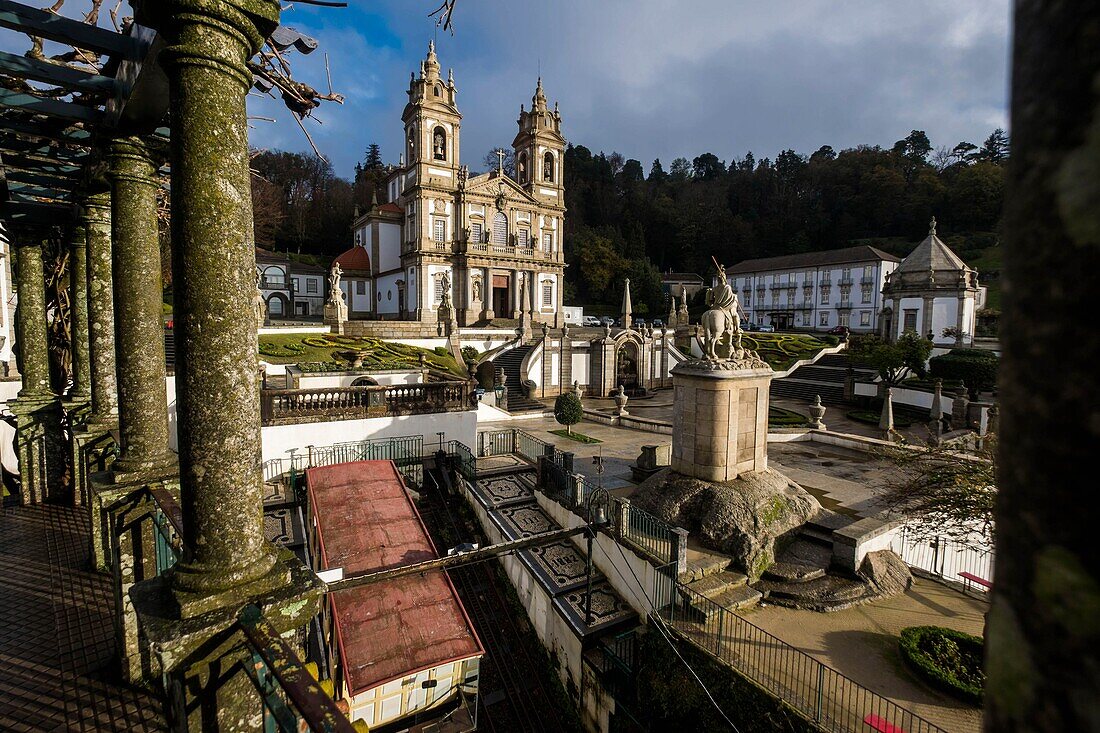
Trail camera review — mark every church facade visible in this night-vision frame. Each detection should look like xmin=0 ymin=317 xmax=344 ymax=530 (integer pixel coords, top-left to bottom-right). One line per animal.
xmin=346 ymin=42 xmax=567 ymax=327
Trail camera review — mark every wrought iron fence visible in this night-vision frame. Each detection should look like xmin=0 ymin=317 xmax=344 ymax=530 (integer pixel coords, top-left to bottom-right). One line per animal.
xmin=148 ymin=486 xmax=183 ymax=576
xmin=615 ymin=498 xmax=674 ymax=566
xmin=514 ymin=429 xmax=552 ymax=463
xmin=650 ymin=566 xmax=948 ymax=733
xmin=542 ymin=455 xmax=573 ymax=505
xmin=891 ymin=525 xmax=994 ymax=591
xmin=447 ymin=440 xmax=477 ymax=481
xmin=479 ymin=428 xmax=516 ymax=457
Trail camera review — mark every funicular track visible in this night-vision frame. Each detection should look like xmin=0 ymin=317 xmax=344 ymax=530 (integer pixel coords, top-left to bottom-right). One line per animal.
xmin=416 ymin=464 xmax=573 ymax=733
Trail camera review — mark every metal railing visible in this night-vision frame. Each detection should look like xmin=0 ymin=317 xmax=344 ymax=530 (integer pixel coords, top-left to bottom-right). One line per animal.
xmin=615 ymin=498 xmax=675 ymax=565
xmin=237 ymin=605 xmax=357 ymax=733
xmin=447 ymin=440 xmax=477 ymax=480
xmin=261 ymin=381 xmax=474 ymax=425
xmin=514 ymin=429 xmax=552 ymax=463
xmin=147 ymin=485 xmax=183 ymax=576
xmin=479 ymin=428 xmax=516 ymax=457
xmin=651 ymin=566 xmax=948 ymax=733
xmin=263 ymin=435 xmax=426 ymax=488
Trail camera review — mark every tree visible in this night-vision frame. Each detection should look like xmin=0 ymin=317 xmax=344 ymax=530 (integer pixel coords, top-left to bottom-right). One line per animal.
xmin=648 ymin=158 xmax=667 ymax=182
xmin=668 ymin=157 xmax=692 ymax=180
xmin=848 ymin=332 xmax=933 ymax=385
xmin=482 ymin=147 xmax=515 ymax=177
xmin=892 ymin=129 xmax=933 ymax=165
xmin=691 ymin=152 xmax=725 ymax=181
xmin=976 ymin=128 xmax=1009 ymax=163
xmin=553 ymin=392 xmax=583 ymax=436
xmin=879 ymin=438 xmax=997 ymax=549
xmin=363 ymin=143 xmax=383 ymax=170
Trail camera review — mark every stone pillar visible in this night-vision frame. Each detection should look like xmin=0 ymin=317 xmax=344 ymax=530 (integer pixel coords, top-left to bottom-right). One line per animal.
xmin=512 ymin=268 xmax=521 ymax=319
xmin=956 ymin=291 xmax=966 ymax=346
xmin=68 ymin=223 xmax=91 ymax=402
xmin=669 ymin=361 xmax=771 ymax=481
xmin=10 ymin=240 xmax=64 ymax=504
xmin=921 ymin=295 xmax=934 ymax=340
xmin=108 ymin=136 xmax=175 ymax=480
xmin=14 ymin=242 xmax=51 ymax=400
xmin=482 ymin=266 xmax=493 ymax=320
xmin=84 ymin=190 xmax=118 ymax=423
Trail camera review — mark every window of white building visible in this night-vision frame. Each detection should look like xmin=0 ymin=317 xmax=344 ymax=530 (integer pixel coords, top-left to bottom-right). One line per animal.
xmin=433 ymin=219 xmax=445 ymax=242
xmin=542 ymin=232 xmax=552 ymax=252
xmin=306 ymin=279 xmax=318 ymax=294
xmin=839 ymin=311 xmax=850 ymax=326
xmin=819 ymin=311 xmax=830 ymax=326
xmin=904 ymin=309 xmax=918 ymax=332
xmin=542 ymin=282 xmax=553 ymax=308
xmin=860 ymin=311 xmax=871 ymax=326
xmin=861 ymin=285 xmax=872 ymax=303
xmin=434 ymin=277 xmax=443 ymax=304
xmin=820 ymin=286 xmax=830 ymax=305
xmin=291 ymin=277 xmax=300 ymax=292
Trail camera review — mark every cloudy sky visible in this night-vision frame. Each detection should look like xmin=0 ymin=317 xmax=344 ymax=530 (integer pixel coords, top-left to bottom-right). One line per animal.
xmin=249 ymin=0 xmax=1012 ymax=179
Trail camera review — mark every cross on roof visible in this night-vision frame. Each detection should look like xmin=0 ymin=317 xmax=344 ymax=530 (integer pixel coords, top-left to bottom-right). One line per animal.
xmin=496 ymin=148 xmax=505 ymax=173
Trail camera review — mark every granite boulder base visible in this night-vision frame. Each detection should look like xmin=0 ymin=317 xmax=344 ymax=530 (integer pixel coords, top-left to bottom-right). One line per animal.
xmin=633 ymin=467 xmax=820 ymax=581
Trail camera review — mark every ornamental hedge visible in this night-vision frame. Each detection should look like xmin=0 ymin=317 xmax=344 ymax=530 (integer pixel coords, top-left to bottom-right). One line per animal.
xmin=899 ymin=626 xmax=985 ymax=705
xmin=928 ymin=348 xmax=999 ymax=398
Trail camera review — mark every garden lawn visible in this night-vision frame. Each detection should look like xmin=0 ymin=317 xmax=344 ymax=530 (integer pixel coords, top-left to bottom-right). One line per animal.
xmin=741 ymin=332 xmax=837 ymax=371
xmin=257 ymin=333 xmax=464 ymax=376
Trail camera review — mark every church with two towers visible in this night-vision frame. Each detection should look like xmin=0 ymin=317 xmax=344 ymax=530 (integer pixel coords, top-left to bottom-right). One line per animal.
xmin=344 ymin=41 xmax=568 ymax=327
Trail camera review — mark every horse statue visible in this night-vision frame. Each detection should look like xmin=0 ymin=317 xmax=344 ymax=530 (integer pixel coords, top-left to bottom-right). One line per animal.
xmin=701 ymin=263 xmax=742 ymax=361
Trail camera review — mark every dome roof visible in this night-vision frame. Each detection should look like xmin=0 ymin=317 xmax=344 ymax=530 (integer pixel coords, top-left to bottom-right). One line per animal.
xmin=333 ymin=246 xmax=371 ymax=273
xmin=895 ymin=217 xmax=969 ymax=274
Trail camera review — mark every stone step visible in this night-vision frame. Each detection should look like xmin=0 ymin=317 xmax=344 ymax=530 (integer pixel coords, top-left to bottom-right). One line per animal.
xmin=679 ymin=547 xmax=731 ymax=583
xmin=691 ymin=584 xmax=762 ymax=617
xmin=806 ymin=509 xmax=858 ymax=534
xmin=799 ymin=524 xmax=834 ymax=546
xmin=758 ymin=575 xmax=867 ymax=603
xmin=683 ymin=570 xmax=748 ymax=600
xmin=763 ymin=562 xmax=826 ymax=583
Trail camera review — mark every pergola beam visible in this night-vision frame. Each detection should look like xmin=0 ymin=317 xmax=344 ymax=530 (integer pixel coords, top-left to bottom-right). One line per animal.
xmin=0 ymin=151 xmax=82 ymax=176
xmin=2 ymin=168 xmax=80 ymax=190
xmin=0 ymin=0 xmax=142 ymax=60
xmin=0 ymin=88 xmax=104 ymax=124
xmin=0 ymin=116 xmax=92 ymax=145
xmin=0 ymin=134 xmax=90 ymax=162
xmin=0 ymin=50 xmax=118 ymax=96
xmin=5 ymin=180 xmax=71 ymax=200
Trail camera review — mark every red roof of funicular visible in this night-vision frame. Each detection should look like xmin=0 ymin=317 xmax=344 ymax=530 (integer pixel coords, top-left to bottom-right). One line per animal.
xmin=306 ymin=461 xmax=483 ymax=696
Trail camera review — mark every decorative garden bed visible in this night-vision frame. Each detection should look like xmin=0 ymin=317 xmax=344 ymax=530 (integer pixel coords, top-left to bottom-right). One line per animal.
xmin=899 ymin=626 xmax=985 ymax=705
xmin=258 ymin=333 xmax=463 ymax=376
xmin=741 ymin=333 xmax=838 ymax=371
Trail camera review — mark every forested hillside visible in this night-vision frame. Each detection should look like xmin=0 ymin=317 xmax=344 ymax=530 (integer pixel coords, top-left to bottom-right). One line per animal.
xmin=249 ymin=129 xmax=1006 ymax=316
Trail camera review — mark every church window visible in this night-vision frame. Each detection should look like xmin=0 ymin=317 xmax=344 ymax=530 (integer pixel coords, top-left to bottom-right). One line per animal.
xmin=543 ymin=282 xmax=553 ymax=308
xmin=860 ymin=311 xmax=871 ymax=326
xmin=434 ymin=85 xmax=441 ymax=97
xmin=433 ymin=127 xmax=447 ymax=160
xmin=819 ymin=311 xmax=830 ymax=326
xmin=470 ymin=222 xmax=483 ymax=243
xmin=517 ymin=152 xmax=528 ymax=184
xmin=517 ymin=227 xmax=530 ymax=247
xmin=407 ymin=128 xmax=417 ymax=162
xmin=492 ymin=212 xmax=508 ymax=245
xmin=356 ymin=281 xmax=366 ymax=295
xmin=542 ymin=232 xmax=552 ymax=252
xmin=543 ymin=151 xmax=555 ymax=182
xmin=433 ymin=219 xmax=446 ymax=242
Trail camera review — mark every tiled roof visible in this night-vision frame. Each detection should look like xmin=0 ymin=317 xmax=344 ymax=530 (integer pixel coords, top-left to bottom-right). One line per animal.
xmin=661 ymin=272 xmax=704 ymax=283
xmin=307 ymin=461 xmax=483 ymax=696
xmin=377 ymin=202 xmax=404 ymax=214
xmin=333 ymin=246 xmax=371 ymax=273
xmin=726 ymin=245 xmax=900 ymax=274
xmin=895 ymin=232 xmax=969 ymax=273
xmin=255 ymin=247 xmax=290 ymax=264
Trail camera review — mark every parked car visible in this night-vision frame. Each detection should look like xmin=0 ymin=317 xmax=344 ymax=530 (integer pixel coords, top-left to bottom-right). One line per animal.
xmin=599 ymin=316 xmax=615 ymax=327
xmin=827 ymin=325 xmax=850 ymax=337
xmin=582 ymin=316 xmax=602 ymax=327
xmin=634 ymin=318 xmax=646 ymax=328
xmin=745 ymin=322 xmax=759 ymax=332
xmin=651 ymin=318 xmax=664 ymax=327
xmin=758 ymin=324 xmax=776 ymax=333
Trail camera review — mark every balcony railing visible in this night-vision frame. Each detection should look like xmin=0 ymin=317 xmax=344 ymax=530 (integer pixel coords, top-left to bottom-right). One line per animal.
xmin=260 ymin=277 xmax=287 ymax=290
xmin=860 ymin=276 xmax=876 ymax=285
xmin=838 ymin=277 xmax=854 ymax=286
xmin=261 ymin=381 xmax=475 ymax=425
xmin=838 ymin=300 xmax=853 ymax=310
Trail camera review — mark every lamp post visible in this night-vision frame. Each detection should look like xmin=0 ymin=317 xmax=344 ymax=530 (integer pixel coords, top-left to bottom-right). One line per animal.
xmin=584 ymin=485 xmax=611 ymax=626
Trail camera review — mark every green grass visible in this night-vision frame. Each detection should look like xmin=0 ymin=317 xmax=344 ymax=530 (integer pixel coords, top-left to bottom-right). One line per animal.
xmin=549 ymin=429 xmax=602 ymax=444
xmin=741 ymin=332 xmax=835 ymax=371
xmin=257 ymin=333 xmax=464 ymax=376
xmin=768 ymin=406 xmax=808 ymax=426
xmin=846 ymin=409 xmax=913 ymax=428
xmin=899 ymin=626 xmax=985 ymax=705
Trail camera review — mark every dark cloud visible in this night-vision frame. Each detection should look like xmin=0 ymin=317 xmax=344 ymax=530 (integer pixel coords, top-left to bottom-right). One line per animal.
xmin=247 ymin=1 xmax=1009 ymax=177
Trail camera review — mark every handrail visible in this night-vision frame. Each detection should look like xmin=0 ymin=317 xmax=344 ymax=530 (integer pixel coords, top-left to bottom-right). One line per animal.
xmin=238 ymin=605 xmax=357 ymax=733
xmin=261 ymin=380 xmax=474 ymax=425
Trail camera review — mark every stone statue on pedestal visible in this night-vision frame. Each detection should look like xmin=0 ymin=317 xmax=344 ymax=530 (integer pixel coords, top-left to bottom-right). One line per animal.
xmin=700 ymin=262 xmax=756 ymax=365
xmin=324 ymin=262 xmax=348 ymax=333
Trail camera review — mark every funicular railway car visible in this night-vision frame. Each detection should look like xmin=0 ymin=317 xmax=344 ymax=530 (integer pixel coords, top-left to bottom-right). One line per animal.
xmin=307 ymin=460 xmax=484 ymax=731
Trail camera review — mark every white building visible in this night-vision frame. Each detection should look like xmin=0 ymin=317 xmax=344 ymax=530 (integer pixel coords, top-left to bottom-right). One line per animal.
xmin=346 ymin=42 xmax=567 ymax=327
xmin=288 ymin=261 xmax=326 ymax=317
xmin=720 ymin=245 xmax=901 ymax=333
xmin=880 ymin=219 xmax=985 ymax=347
xmin=0 ymin=223 xmax=15 ymax=378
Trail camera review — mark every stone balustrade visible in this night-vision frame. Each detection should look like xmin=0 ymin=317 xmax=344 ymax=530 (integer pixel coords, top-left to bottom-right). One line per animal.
xmin=260 ymin=380 xmax=475 ymax=425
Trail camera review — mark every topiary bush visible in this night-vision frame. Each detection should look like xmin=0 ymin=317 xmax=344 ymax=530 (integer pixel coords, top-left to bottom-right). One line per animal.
xmin=929 ymin=349 xmax=999 ymax=397
xmin=553 ymin=392 xmax=583 ymax=436
xmin=899 ymin=626 xmax=985 ymax=705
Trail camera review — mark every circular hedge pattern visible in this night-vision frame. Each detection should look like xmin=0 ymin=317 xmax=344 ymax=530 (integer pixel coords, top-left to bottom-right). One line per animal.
xmin=846 ymin=410 xmax=912 ymax=428
xmin=899 ymin=626 xmax=984 ymax=705
xmin=768 ymin=406 xmax=808 ymax=426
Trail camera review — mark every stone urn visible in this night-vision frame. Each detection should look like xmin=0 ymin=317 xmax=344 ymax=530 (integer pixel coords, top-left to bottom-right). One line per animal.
xmin=613 ymin=384 xmax=629 ymax=416
xmin=808 ymin=394 xmax=827 ymax=430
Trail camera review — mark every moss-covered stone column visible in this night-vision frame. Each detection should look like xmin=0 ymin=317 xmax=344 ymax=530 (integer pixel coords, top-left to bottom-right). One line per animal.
xmin=69 ymin=223 xmax=91 ymax=402
xmin=108 ymin=136 xmax=174 ymax=480
xmin=14 ymin=242 xmax=52 ymax=399
xmin=84 ymin=191 xmax=118 ymax=423
xmin=158 ymin=0 xmax=282 ymax=611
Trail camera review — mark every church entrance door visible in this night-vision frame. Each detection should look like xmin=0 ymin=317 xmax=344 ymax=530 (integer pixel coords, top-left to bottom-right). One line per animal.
xmin=492 ymin=273 xmax=510 ymax=318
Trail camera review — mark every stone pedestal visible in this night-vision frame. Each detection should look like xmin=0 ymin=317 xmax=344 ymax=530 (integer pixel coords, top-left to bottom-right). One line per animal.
xmin=324 ymin=300 xmax=347 ymax=334
xmin=8 ymin=396 xmax=64 ymax=504
xmin=670 ymin=362 xmax=772 ymax=482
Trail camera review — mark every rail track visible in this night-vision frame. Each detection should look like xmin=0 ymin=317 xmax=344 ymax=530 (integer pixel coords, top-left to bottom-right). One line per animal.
xmin=417 ymin=465 xmax=574 ymax=733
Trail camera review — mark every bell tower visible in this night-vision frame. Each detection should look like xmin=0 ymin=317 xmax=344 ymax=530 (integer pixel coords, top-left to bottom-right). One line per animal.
xmin=512 ymin=77 xmax=565 ymax=205
xmin=402 ymin=40 xmax=462 ymax=191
